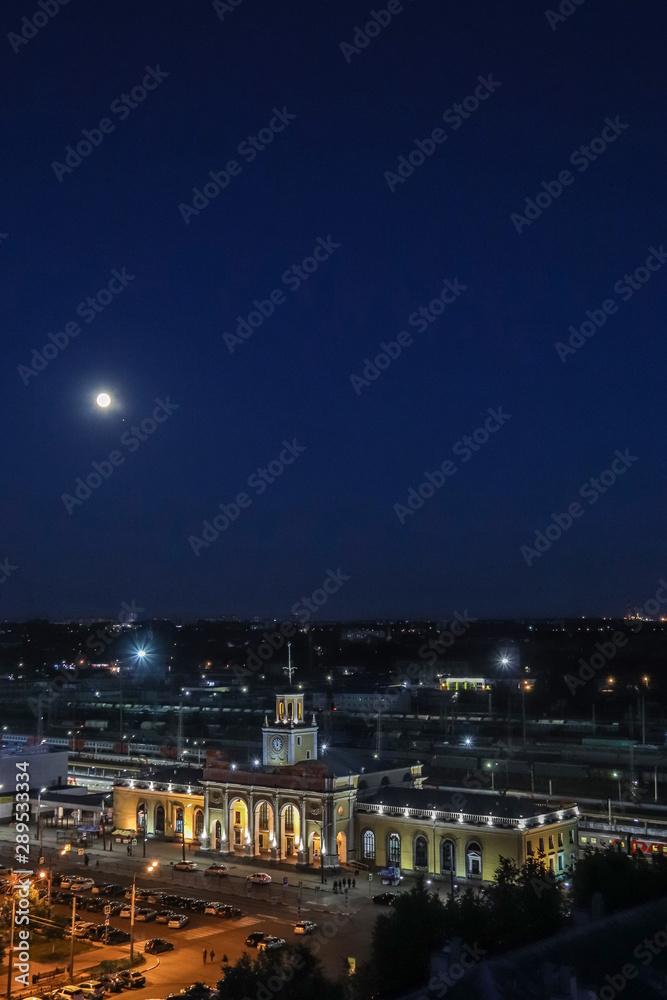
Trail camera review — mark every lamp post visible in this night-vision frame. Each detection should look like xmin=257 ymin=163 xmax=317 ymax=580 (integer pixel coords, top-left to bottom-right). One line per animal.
xmin=37 ymin=787 xmax=46 ymax=854
xmin=486 ymin=762 xmax=497 ymax=792
xmin=613 ymin=772 xmax=622 ymax=805
xmin=130 ymin=862 xmax=158 ymax=969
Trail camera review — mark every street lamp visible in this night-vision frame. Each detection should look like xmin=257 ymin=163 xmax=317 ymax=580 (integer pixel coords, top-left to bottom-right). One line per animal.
xmin=613 ymin=772 xmax=622 ymax=804
xmin=130 ymin=862 xmax=159 ymax=968
xmin=486 ymin=762 xmax=498 ymax=792
xmin=37 ymin=787 xmax=47 ymax=853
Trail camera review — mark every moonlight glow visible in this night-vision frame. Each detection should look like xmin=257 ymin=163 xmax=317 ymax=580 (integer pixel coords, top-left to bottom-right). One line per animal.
xmin=96 ymin=393 xmax=111 ymax=408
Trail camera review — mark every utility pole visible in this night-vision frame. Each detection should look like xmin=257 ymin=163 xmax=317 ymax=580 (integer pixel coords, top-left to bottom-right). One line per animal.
xmin=6 ymin=886 xmax=16 ymax=998
xmin=129 ymin=876 xmax=136 ymax=968
xmin=68 ymin=895 xmax=77 ymax=981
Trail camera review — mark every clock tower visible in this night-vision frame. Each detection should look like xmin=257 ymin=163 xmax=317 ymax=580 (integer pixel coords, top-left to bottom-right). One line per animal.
xmin=262 ymin=693 xmax=318 ymax=766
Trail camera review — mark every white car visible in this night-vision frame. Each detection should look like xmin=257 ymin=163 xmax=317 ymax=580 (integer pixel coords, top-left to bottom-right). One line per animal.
xmin=65 ymin=921 xmax=93 ymax=938
xmin=53 ymin=988 xmax=84 ymax=1000
xmin=168 ymin=914 xmax=189 ymax=929
xmin=77 ymin=982 xmax=105 ymax=1000
xmin=257 ymin=936 xmax=285 ymax=951
xmin=71 ymin=878 xmax=95 ymax=890
xmin=247 ymin=872 xmax=271 ymax=884
xmin=204 ymin=902 xmax=223 ymax=914
xmin=294 ymin=920 xmax=317 ymax=934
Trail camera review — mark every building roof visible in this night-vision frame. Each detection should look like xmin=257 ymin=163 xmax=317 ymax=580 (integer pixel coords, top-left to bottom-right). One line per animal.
xmin=358 ymin=785 xmax=577 ymax=826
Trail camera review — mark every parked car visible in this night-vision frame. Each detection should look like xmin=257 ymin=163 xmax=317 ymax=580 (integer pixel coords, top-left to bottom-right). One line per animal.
xmin=257 ymin=936 xmax=285 ymax=951
xmin=168 ymin=914 xmax=189 ymax=929
xmin=216 ymin=905 xmax=241 ymax=919
xmin=119 ymin=905 xmax=134 ymax=918
xmin=117 ymin=971 xmax=146 ymax=989
xmin=134 ymin=907 xmax=157 ymax=922
xmin=204 ymin=902 xmax=222 ymax=915
xmin=163 ymin=894 xmax=185 ymax=907
xmin=53 ymin=988 xmax=84 ymax=1000
xmin=84 ymin=925 xmax=108 ymax=941
xmin=77 ymin=981 xmax=105 ymax=1000
xmin=70 ymin=878 xmax=95 ymax=891
xmin=156 ymin=909 xmax=177 ymax=923
xmin=204 ymin=864 xmax=229 ymax=876
xmin=98 ymin=974 xmax=124 ymax=993
xmin=104 ymin=884 xmax=125 ymax=896
xmin=245 ymin=932 xmax=265 ymax=948
xmin=58 ymin=876 xmax=75 ymax=889
xmin=65 ymin=921 xmax=93 ymax=938
xmin=173 ymin=861 xmax=198 ymax=871
xmin=145 ymin=937 xmax=174 ymax=953
xmin=373 ymin=892 xmax=398 ymax=906
xmin=246 ymin=872 xmax=271 ymax=884
xmin=186 ymin=899 xmax=207 ymax=913
xmin=107 ymin=928 xmax=131 ymax=945
xmin=85 ymin=898 xmax=105 ymax=912
xmin=294 ymin=920 xmax=317 ymax=934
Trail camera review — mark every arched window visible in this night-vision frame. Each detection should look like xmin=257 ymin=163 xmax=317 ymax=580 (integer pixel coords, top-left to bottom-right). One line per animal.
xmin=387 ymin=832 xmax=401 ymax=866
xmin=154 ymin=804 xmax=165 ymax=835
xmin=414 ymin=835 xmax=428 ymax=869
xmin=297 ymin=701 xmax=302 ymax=720
xmin=258 ymin=803 xmax=269 ymax=829
xmin=466 ymin=842 xmax=482 ymax=878
xmin=441 ymin=840 xmax=455 ymax=874
xmin=175 ymin=807 xmax=184 ymax=834
xmin=284 ymin=805 xmax=294 ymax=832
xmin=195 ymin=809 xmax=204 ymax=837
xmin=136 ymin=802 xmax=147 ymax=830
xmin=362 ymin=830 xmax=375 ymax=860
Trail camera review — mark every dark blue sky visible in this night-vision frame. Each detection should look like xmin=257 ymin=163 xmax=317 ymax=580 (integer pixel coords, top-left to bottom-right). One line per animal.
xmin=2 ymin=0 xmax=664 ymax=621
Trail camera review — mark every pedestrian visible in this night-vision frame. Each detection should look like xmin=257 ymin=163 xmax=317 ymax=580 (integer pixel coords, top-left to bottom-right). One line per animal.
xmin=126 ymin=844 xmax=130 ymax=856
xmin=203 ymin=948 xmax=207 ymax=964
xmin=210 ymin=949 xmax=215 ymax=964
xmin=353 ymin=877 xmax=356 ymax=888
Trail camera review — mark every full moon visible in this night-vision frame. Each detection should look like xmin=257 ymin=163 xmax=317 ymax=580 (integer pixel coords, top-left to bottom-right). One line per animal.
xmin=96 ymin=393 xmax=111 ymax=408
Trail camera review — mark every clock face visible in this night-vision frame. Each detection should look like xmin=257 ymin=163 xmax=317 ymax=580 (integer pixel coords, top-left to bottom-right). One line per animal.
xmin=271 ymin=736 xmax=284 ymax=753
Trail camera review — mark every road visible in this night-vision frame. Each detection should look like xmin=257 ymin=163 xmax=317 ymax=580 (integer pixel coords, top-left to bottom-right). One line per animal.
xmin=47 ymin=871 xmax=376 ymax=994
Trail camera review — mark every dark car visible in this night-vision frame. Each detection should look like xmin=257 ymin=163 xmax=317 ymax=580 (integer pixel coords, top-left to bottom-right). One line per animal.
xmin=186 ymin=899 xmax=207 ymax=912
xmin=163 ymin=894 xmax=186 ymax=907
xmin=117 ymin=971 xmax=145 ymax=989
xmin=245 ymin=932 xmax=265 ymax=948
xmin=217 ymin=904 xmax=242 ymax=919
xmin=98 ymin=974 xmax=124 ymax=993
xmin=373 ymin=892 xmax=398 ymax=906
xmin=145 ymin=937 xmax=174 ymax=954
xmin=107 ymin=928 xmax=131 ymax=945
xmin=104 ymin=884 xmax=126 ymax=896
xmin=85 ymin=898 xmax=106 ymax=912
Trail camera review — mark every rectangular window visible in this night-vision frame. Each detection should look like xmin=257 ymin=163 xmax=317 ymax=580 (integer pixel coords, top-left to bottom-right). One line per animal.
xmin=297 ymin=736 xmax=301 ymax=746
xmin=548 ymin=835 xmax=554 ymax=851
xmin=581 ymin=836 xmax=587 ymax=844
xmin=548 ymin=857 xmax=554 ymax=872
xmin=538 ymin=837 xmax=544 ymax=853
xmin=569 ymin=829 xmax=575 ymax=844
xmin=526 ymin=840 xmax=533 ymax=855
xmin=258 ymin=834 xmax=263 ymax=848
xmin=558 ymin=832 xmax=563 ymax=847
xmin=591 ymin=838 xmax=597 ymax=844
xmin=235 ymin=810 xmax=241 ymax=825
xmin=234 ymin=829 xmax=241 ymax=845
xmin=558 ymin=853 xmax=564 ymax=871
xmin=306 ymin=750 xmax=311 ymax=759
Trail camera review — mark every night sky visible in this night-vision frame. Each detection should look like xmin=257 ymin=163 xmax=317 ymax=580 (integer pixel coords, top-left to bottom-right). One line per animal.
xmin=3 ymin=0 xmax=664 ymax=621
